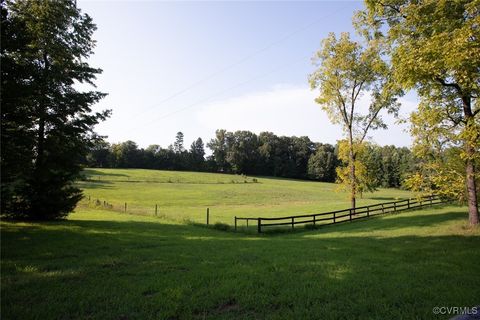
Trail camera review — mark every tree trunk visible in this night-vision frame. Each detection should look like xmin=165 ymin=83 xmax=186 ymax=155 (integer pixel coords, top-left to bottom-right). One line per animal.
xmin=462 ymin=96 xmax=479 ymax=226
xmin=350 ymin=145 xmax=356 ymax=210
xmin=465 ymin=153 xmax=478 ymax=225
xmin=36 ymin=52 xmax=49 ymax=171
xmin=35 ymin=116 xmax=45 ymax=170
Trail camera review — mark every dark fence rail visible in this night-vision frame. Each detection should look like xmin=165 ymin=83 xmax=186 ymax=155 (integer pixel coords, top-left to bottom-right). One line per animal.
xmin=235 ymin=195 xmax=447 ymax=233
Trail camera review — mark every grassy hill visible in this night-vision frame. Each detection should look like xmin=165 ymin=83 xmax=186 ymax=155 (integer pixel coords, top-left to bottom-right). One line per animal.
xmin=1 ymin=205 xmax=479 ymax=319
xmin=79 ymin=168 xmax=414 ymax=224
xmin=2 ymin=168 xmax=479 ymax=319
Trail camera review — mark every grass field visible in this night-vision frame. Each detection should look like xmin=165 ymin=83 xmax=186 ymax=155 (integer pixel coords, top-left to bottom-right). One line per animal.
xmin=2 ymin=169 xmax=479 ymax=319
xmin=79 ymin=168 xmax=414 ymax=224
xmin=2 ymin=204 xmax=479 ymax=319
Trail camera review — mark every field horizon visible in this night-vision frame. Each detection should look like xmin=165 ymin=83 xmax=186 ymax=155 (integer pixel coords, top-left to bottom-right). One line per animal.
xmin=78 ymin=168 xmax=415 ymax=226
xmin=2 ymin=168 xmax=478 ymax=319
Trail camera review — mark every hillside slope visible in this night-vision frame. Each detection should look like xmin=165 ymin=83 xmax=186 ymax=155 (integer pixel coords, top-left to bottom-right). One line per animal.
xmin=79 ymin=168 xmax=414 ymax=223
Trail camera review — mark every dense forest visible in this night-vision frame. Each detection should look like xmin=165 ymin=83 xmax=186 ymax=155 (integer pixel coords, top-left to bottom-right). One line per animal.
xmin=85 ymin=130 xmax=415 ymax=189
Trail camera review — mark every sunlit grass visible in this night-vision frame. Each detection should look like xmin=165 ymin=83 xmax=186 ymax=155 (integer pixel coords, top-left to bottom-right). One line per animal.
xmin=1 ymin=205 xmax=479 ymax=319
xmin=79 ymin=168 xmax=414 ymax=224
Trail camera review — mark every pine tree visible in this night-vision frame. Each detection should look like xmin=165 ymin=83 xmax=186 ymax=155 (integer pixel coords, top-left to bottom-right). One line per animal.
xmin=1 ymin=0 xmax=110 ymax=219
xmin=173 ymin=132 xmax=185 ymax=153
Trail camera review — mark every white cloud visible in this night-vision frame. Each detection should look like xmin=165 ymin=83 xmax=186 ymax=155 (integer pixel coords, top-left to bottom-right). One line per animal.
xmin=196 ymin=84 xmax=417 ymax=147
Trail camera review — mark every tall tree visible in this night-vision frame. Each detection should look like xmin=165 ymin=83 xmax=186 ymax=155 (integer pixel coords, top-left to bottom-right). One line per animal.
xmin=226 ymin=131 xmax=259 ymax=174
xmin=189 ymin=137 xmax=205 ymax=171
xmin=173 ymin=132 xmax=185 ymax=153
xmin=111 ymin=141 xmax=139 ymax=168
xmin=307 ymin=144 xmax=337 ymax=182
xmin=86 ymin=139 xmax=112 ymax=168
xmin=359 ymin=0 xmax=479 ymax=225
xmin=258 ymin=132 xmax=275 ymax=176
xmin=336 ymin=140 xmax=380 ymax=198
xmin=309 ymin=32 xmax=401 ymax=208
xmin=1 ymin=0 xmax=109 ymax=219
xmin=207 ymin=129 xmax=229 ymax=172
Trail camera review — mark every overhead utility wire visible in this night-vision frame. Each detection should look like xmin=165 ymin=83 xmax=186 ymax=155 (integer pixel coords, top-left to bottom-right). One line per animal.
xmin=131 ymin=3 xmax=351 ymax=120
xmin=131 ymin=55 xmax=309 ymax=130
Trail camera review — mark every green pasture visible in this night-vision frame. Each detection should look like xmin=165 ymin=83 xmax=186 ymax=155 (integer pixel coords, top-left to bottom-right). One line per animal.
xmin=1 ymin=204 xmax=479 ymax=319
xmin=79 ymin=168 xmax=414 ymax=224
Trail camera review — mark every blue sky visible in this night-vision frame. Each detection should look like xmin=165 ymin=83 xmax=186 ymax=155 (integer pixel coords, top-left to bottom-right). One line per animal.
xmin=78 ymin=0 xmax=417 ymax=149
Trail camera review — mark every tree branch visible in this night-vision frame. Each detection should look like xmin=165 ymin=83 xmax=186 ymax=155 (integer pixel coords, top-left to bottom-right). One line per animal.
xmin=435 ymin=77 xmax=463 ymax=95
xmin=444 ymin=108 xmax=465 ymax=126
xmin=359 ymin=106 xmax=383 ymax=144
xmin=377 ymin=1 xmax=407 ymax=19
xmin=353 ymin=81 xmax=364 ymax=103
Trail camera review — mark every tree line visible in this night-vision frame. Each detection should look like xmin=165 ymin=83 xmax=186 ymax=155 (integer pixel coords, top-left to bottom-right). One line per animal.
xmin=85 ymin=130 xmax=415 ymax=189
xmin=2 ymin=0 xmax=477 ymax=224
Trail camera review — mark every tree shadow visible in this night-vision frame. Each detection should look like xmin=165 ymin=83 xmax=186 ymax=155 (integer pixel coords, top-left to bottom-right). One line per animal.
xmin=83 ymin=169 xmax=128 ymax=177
xmin=1 ymin=212 xmax=479 ymax=320
xmin=250 ymin=175 xmax=322 ymax=184
xmin=257 ymin=206 xmax=465 ymax=235
xmin=76 ymin=180 xmax=114 ymax=190
xmin=323 ymin=209 xmax=466 ymax=233
xmin=367 ymin=196 xmax=399 ymax=201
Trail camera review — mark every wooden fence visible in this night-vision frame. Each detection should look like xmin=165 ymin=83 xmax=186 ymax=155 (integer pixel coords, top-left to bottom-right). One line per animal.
xmin=234 ymin=195 xmax=447 ymax=233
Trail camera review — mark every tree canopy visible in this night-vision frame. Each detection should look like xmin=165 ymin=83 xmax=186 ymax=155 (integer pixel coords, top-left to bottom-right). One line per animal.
xmin=309 ymin=32 xmax=402 ymax=208
xmin=1 ymin=0 xmax=109 ymax=219
xmin=358 ymin=0 xmax=479 ymax=225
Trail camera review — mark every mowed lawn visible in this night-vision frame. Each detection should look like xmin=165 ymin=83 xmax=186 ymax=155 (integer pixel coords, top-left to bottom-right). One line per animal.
xmin=1 ymin=205 xmax=479 ymax=319
xmin=79 ymin=168 xmax=414 ymax=224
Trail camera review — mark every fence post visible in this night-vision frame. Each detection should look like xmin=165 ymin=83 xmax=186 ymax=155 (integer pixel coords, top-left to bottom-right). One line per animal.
xmin=349 ymin=209 xmax=352 ymax=221
xmin=333 ymin=212 xmax=336 ymax=224
xmin=257 ymin=218 xmax=261 ymax=233
xmin=367 ymin=206 xmax=370 ymax=217
xmin=381 ymin=203 xmax=385 ymax=214
xmin=313 ymin=215 xmax=316 ymax=226
xmin=407 ymin=199 xmax=410 ymax=209
xmin=430 ymin=196 xmax=433 ymax=205
xmin=394 ymin=201 xmax=397 ymax=212
xmin=155 ymin=204 xmax=158 ymax=216
xmin=124 ymin=202 xmax=127 ymax=212
xmin=234 ymin=217 xmax=237 ymax=231
xmin=206 ymin=208 xmax=210 ymax=225
xmin=246 ymin=219 xmax=249 ymax=228
xmin=292 ymin=217 xmax=294 ymax=230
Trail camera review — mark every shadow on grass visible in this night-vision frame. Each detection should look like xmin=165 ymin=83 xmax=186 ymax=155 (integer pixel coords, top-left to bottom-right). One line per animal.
xmin=83 ymin=169 xmax=128 ymax=177
xmin=234 ymin=205 xmax=465 ymax=236
xmin=1 ymin=208 xmax=479 ymax=320
xmin=77 ymin=180 xmax=114 ymax=190
xmin=367 ymin=196 xmax=398 ymax=201
xmin=249 ymin=175 xmax=319 ymax=184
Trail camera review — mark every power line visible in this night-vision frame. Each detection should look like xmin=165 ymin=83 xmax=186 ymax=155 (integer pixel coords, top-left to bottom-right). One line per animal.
xmin=130 ymin=3 xmax=351 ymax=120
xmin=131 ymin=55 xmax=309 ymax=131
